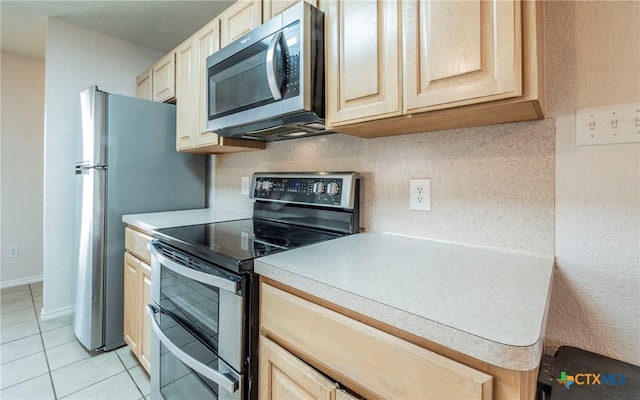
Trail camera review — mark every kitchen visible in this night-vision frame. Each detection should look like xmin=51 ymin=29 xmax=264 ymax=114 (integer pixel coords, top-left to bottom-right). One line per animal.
xmin=1 ymin=0 xmax=639 ymax=399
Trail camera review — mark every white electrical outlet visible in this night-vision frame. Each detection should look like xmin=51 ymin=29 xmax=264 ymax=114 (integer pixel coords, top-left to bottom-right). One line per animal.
xmin=576 ymin=102 xmax=640 ymax=146
xmin=241 ymin=176 xmax=250 ymax=195
xmin=9 ymin=246 xmax=19 ymax=258
xmin=410 ymin=179 xmax=431 ymax=211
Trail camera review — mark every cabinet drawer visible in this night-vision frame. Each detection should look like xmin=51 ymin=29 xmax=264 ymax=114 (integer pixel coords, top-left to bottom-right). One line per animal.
xmin=261 ymin=283 xmax=493 ymax=400
xmin=125 ymin=227 xmax=152 ymax=264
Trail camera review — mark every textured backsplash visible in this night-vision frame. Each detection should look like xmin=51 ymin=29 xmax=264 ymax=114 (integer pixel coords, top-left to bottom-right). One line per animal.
xmin=213 ymin=118 xmax=555 ymax=255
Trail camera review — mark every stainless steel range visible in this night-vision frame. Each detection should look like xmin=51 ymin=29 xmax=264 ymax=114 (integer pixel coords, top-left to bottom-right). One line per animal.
xmin=148 ymin=172 xmax=360 ymax=400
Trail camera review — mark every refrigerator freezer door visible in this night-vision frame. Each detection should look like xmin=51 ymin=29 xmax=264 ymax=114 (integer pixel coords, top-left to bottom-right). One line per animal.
xmin=73 ymin=87 xmax=107 ymax=351
xmin=78 ymin=86 xmax=107 ymax=167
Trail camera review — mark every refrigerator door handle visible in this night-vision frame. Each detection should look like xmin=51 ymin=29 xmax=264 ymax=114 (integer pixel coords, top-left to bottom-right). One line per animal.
xmin=75 ymin=161 xmax=90 ymax=175
xmin=75 ymin=164 xmax=108 ymax=174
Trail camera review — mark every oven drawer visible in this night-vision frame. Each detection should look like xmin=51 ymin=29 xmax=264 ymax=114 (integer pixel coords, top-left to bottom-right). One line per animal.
xmin=260 ymin=283 xmax=493 ymax=400
xmin=125 ymin=227 xmax=152 ymax=264
xmin=147 ymin=305 xmax=242 ymax=400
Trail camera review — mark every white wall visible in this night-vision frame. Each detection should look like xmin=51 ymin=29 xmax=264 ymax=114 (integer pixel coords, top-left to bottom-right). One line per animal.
xmin=42 ymin=19 xmax=164 ymax=318
xmin=0 ymin=53 xmax=45 ymax=287
xmin=214 ymin=120 xmax=555 ymax=256
xmin=543 ymin=1 xmax=640 ymax=365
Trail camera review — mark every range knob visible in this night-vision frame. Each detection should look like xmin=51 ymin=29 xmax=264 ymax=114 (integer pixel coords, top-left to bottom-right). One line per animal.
xmin=312 ymin=182 xmax=325 ymax=195
xmin=262 ymin=181 xmax=274 ymax=190
xmin=326 ymin=182 xmax=340 ymax=196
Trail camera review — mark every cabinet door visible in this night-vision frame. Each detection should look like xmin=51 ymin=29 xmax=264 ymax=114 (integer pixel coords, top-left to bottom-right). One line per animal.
xmin=136 ymin=69 xmax=152 ymax=101
xmin=262 ymin=283 xmax=493 ymax=400
xmin=325 ymin=0 xmax=401 ymax=126
xmin=195 ymin=19 xmax=221 ymax=147
xmin=139 ymin=261 xmax=152 ymax=375
xmin=336 ymin=389 xmax=360 ymax=400
xmin=403 ymin=0 xmax=522 ymax=112
xmin=259 ymin=336 xmax=337 ymax=400
xmin=175 ymin=38 xmax=198 ymax=150
xmin=220 ymin=0 xmax=262 ymax=47
xmin=123 ymin=253 xmax=140 ymax=355
xmin=263 ymin=0 xmax=316 ymax=21
xmin=152 ymin=52 xmax=176 ymax=102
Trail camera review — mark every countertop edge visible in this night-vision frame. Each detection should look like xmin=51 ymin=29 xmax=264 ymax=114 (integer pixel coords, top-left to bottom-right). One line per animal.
xmin=122 ymin=208 xmax=252 ymax=231
xmin=255 ymin=259 xmax=545 ymax=372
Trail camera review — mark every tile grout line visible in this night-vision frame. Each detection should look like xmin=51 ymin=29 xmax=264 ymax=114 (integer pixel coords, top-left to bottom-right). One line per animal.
xmin=115 ymin=349 xmax=147 ymax=399
xmin=2 ymin=285 xmax=146 ymax=399
xmin=30 ymin=283 xmax=60 ymax=400
xmin=57 ymin=368 xmax=134 ymax=400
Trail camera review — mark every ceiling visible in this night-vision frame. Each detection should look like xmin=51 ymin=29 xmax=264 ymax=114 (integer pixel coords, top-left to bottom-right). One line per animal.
xmin=0 ymin=0 xmax=235 ymax=60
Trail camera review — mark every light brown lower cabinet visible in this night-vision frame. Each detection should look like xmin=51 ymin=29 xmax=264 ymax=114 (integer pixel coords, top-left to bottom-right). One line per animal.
xmin=124 ymin=227 xmax=153 ymax=375
xmin=260 ymin=280 xmax=537 ymax=400
xmin=259 ymin=336 xmax=338 ymax=400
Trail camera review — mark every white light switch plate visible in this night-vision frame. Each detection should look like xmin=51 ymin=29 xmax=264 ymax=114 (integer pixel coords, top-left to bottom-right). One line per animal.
xmin=241 ymin=176 xmax=250 ymax=195
xmin=576 ymin=102 xmax=640 ymax=146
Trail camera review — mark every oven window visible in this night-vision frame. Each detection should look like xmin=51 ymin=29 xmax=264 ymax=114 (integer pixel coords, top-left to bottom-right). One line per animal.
xmin=159 ymin=266 xmax=221 ymax=352
xmin=157 ymin=311 xmax=241 ymax=400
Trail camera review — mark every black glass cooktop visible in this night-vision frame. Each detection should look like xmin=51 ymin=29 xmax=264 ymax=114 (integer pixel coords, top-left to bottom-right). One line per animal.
xmin=154 ymin=219 xmax=344 ymax=273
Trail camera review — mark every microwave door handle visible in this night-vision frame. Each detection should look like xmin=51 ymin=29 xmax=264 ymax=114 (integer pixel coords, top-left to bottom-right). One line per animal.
xmin=146 ymin=305 xmax=241 ymax=393
xmin=150 ymin=245 xmax=241 ymax=294
xmin=266 ymin=31 xmax=283 ymax=100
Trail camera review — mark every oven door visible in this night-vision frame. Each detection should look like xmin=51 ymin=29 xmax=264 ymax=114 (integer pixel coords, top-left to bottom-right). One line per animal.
xmin=150 ymin=243 xmax=245 ymax=400
xmin=206 ymin=19 xmax=302 ymax=133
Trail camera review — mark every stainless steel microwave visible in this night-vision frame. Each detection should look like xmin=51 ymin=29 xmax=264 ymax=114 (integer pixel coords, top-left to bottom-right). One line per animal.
xmin=206 ymin=2 xmax=328 ymax=141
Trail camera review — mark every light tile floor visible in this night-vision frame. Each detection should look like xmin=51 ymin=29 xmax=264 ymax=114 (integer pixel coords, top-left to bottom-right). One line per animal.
xmin=0 ymin=282 xmax=150 ymax=400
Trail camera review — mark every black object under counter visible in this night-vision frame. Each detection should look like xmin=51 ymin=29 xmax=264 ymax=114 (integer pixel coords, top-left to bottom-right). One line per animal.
xmin=538 ymin=346 xmax=640 ymax=400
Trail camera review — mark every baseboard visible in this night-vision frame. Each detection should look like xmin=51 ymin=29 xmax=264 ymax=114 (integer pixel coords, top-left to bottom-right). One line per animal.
xmin=0 ymin=275 xmax=43 ymax=289
xmin=40 ymin=305 xmax=74 ymax=321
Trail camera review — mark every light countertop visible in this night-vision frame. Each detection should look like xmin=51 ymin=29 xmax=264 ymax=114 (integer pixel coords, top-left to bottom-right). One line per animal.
xmin=255 ymin=232 xmax=554 ymax=371
xmin=122 ymin=208 xmax=251 ymax=232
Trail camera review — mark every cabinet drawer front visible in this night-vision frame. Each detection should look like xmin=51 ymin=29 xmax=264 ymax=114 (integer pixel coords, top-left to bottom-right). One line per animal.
xmin=261 ymin=283 xmax=492 ymax=400
xmin=125 ymin=227 xmax=152 ymax=264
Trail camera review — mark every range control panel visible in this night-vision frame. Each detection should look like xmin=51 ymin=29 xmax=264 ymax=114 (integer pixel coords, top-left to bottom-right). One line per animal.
xmin=251 ymin=173 xmax=358 ymax=209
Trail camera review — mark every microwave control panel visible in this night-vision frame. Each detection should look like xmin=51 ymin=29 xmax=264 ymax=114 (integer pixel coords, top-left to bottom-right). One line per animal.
xmin=281 ymin=21 xmax=301 ymax=99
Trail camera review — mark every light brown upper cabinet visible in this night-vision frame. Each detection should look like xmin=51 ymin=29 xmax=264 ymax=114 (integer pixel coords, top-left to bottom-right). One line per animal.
xmin=135 ymin=69 xmax=152 ymax=101
xmin=324 ymin=0 xmax=402 ymax=126
xmin=195 ymin=19 xmax=221 ymax=147
xmin=152 ymin=52 xmax=176 ymax=103
xmin=326 ymin=0 xmax=545 ymax=138
xmin=220 ymin=0 xmax=262 ymax=47
xmin=135 ymin=52 xmax=175 ymax=103
xmin=404 ymin=0 xmax=521 ymax=111
xmin=263 ymin=0 xmax=317 ymax=20
xmin=174 ymin=18 xmax=265 ymax=154
xmin=175 ymin=36 xmax=198 ymax=151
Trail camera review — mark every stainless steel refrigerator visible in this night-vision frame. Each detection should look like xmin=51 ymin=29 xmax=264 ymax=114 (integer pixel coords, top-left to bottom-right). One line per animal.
xmin=73 ymin=86 xmax=205 ymax=352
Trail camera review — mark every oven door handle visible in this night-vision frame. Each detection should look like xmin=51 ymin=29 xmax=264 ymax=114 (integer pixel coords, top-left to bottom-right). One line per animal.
xmin=147 ymin=305 xmax=241 ymax=393
xmin=151 ymin=245 xmax=241 ymax=294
